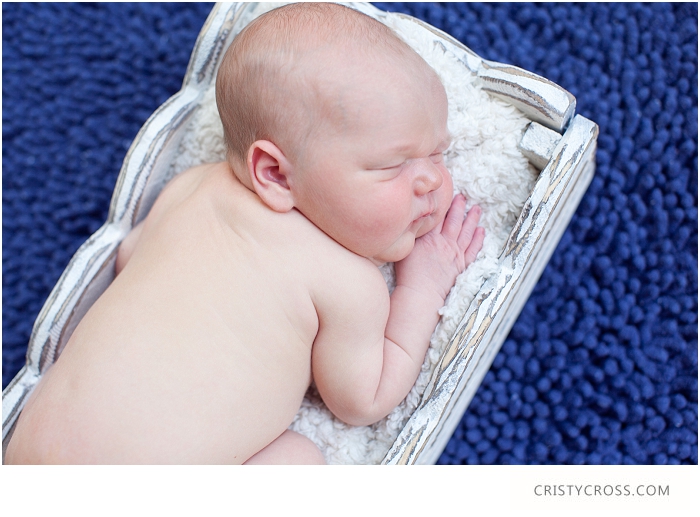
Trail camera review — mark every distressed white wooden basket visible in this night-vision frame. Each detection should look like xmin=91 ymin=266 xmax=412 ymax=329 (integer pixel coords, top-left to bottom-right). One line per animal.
xmin=2 ymin=2 xmax=598 ymax=464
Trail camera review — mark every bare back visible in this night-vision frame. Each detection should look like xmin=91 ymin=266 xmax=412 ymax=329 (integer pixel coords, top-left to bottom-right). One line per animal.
xmin=6 ymin=162 xmax=375 ymax=464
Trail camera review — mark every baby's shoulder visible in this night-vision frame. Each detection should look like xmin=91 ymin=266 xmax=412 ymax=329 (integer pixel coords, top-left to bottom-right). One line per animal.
xmin=309 ymin=244 xmax=390 ymax=313
xmin=148 ymin=162 xmax=221 ymax=216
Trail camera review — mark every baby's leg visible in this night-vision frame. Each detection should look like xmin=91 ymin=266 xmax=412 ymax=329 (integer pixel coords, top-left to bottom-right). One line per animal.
xmin=244 ymin=430 xmax=325 ymax=465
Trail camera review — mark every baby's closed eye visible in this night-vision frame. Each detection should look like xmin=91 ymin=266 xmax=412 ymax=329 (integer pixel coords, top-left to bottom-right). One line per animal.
xmin=366 ymin=162 xmax=405 ymax=180
xmin=379 ymin=161 xmax=405 ymax=171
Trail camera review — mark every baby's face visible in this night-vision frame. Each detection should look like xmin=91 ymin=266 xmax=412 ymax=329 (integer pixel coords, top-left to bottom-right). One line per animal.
xmin=290 ymin=62 xmax=453 ymax=264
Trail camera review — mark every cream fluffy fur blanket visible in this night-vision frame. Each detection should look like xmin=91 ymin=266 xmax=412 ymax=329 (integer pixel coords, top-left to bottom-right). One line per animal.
xmin=168 ymin=13 xmax=537 ymax=464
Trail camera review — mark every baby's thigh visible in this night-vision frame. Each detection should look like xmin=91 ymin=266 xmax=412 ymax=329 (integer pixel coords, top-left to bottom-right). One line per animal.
xmin=244 ymin=430 xmax=325 ymax=465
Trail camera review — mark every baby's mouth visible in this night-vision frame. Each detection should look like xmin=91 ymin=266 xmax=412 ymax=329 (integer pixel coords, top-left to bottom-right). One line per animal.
xmin=411 ymin=208 xmax=437 ymax=237
xmin=414 ymin=205 xmax=435 ymax=223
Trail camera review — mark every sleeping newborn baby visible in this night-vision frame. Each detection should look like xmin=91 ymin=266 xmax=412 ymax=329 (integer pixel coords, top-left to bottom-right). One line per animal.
xmin=6 ymin=3 xmax=484 ymax=464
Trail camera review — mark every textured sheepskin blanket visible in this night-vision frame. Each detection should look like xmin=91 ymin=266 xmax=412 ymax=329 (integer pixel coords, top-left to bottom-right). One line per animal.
xmin=168 ymin=12 xmax=536 ymax=464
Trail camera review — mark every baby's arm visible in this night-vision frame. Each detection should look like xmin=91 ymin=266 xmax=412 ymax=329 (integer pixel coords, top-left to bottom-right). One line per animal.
xmin=313 ymin=195 xmax=484 ymax=426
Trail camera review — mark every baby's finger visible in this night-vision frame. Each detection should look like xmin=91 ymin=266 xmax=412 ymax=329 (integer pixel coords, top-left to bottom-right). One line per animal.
xmin=464 ymin=226 xmax=485 ymax=266
xmin=457 ymin=205 xmax=482 ymax=251
xmin=440 ymin=194 xmax=467 ymax=240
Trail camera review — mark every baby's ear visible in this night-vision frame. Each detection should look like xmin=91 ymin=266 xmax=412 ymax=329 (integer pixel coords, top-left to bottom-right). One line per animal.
xmin=247 ymin=140 xmax=295 ymax=213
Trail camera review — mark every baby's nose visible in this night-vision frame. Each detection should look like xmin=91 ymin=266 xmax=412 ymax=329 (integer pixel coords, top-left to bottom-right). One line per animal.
xmin=414 ymin=159 xmax=443 ymax=195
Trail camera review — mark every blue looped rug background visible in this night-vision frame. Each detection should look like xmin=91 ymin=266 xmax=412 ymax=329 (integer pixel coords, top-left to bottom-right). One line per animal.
xmin=2 ymin=3 xmax=697 ymax=464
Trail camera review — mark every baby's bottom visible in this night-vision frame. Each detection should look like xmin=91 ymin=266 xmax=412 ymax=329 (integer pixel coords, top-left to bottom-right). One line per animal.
xmin=244 ymin=430 xmax=325 ymax=465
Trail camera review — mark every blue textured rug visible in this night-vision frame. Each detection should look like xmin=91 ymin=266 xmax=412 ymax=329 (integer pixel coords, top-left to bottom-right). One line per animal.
xmin=2 ymin=3 xmax=697 ymax=465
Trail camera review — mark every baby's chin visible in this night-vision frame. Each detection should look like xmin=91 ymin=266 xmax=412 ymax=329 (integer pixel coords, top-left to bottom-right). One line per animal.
xmin=368 ymin=215 xmax=444 ymax=265
xmin=369 ymin=236 xmax=416 ymax=265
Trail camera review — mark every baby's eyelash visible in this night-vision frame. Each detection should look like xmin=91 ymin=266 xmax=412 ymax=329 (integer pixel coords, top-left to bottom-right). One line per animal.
xmin=376 ymin=152 xmax=444 ymax=171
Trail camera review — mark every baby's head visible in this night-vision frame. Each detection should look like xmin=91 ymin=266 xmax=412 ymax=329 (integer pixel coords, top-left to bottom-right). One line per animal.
xmin=216 ymin=3 xmax=453 ymax=263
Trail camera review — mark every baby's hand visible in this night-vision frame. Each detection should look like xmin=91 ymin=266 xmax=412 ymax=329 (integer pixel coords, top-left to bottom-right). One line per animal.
xmin=317 ymin=195 xmax=484 ymax=426
xmin=395 ymin=194 xmax=485 ymax=301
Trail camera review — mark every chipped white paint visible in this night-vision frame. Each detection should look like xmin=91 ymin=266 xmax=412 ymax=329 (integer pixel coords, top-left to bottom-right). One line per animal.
xmin=519 ymin=121 xmax=565 ymax=170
